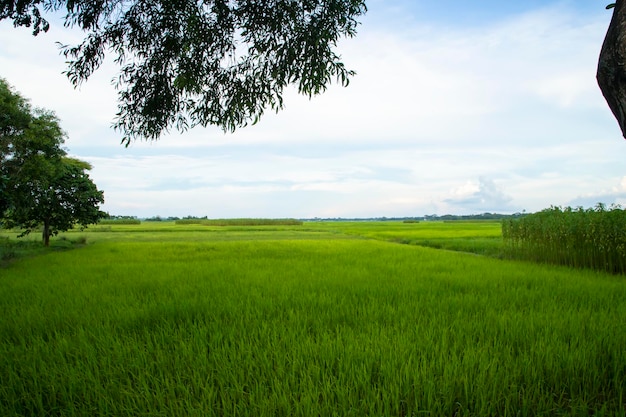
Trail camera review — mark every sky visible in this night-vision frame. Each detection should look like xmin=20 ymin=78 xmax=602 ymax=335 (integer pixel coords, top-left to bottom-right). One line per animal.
xmin=1 ymin=0 xmax=625 ymax=218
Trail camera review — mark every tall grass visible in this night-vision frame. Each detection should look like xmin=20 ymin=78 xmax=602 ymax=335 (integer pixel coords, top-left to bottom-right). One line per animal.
xmin=502 ymin=204 xmax=626 ymax=273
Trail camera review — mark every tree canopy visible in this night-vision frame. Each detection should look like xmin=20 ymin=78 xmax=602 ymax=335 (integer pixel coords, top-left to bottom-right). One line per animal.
xmin=0 ymin=79 xmax=105 ymax=246
xmin=1 ymin=0 xmax=367 ymax=145
xmin=5 ymin=1 xmax=626 ymax=140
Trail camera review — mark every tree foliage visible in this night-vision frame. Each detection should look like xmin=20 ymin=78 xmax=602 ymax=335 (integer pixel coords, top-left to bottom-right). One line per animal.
xmin=0 ymin=0 xmax=367 ymax=145
xmin=7 ymin=2 xmax=626 ymax=142
xmin=0 ymin=76 xmax=34 ymax=215
xmin=0 ymin=79 xmax=105 ymax=246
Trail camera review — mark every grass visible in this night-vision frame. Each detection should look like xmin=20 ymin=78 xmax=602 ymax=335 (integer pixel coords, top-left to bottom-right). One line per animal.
xmin=318 ymin=220 xmax=504 ymax=256
xmin=0 ymin=222 xmax=625 ymax=415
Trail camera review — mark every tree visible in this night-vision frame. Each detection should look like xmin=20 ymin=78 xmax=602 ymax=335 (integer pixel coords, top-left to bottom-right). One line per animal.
xmin=4 ymin=156 xmax=106 ymax=246
xmin=597 ymin=0 xmax=626 ymax=138
xmin=0 ymin=0 xmax=367 ymax=145
xmin=0 ymin=79 xmax=106 ymax=246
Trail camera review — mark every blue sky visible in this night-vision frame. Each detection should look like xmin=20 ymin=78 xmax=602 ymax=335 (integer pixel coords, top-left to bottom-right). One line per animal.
xmin=1 ymin=1 xmax=625 ymax=218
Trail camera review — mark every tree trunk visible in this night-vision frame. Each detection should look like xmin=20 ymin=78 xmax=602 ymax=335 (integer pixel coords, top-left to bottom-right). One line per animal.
xmin=598 ymin=0 xmax=626 ymax=138
xmin=42 ymin=221 xmax=50 ymax=247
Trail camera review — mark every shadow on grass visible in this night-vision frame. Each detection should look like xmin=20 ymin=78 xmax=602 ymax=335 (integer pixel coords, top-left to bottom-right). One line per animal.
xmin=391 ymin=237 xmax=506 ymax=258
xmin=0 ymin=235 xmax=88 ymax=267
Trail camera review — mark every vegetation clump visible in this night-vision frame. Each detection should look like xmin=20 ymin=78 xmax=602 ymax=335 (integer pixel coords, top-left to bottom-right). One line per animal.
xmin=99 ymin=216 xmax=141 ymax=225
xmin=502 ymin=204 xmax=626 ymax=273
xmin=175 ymin=218 xmax=303 ymax=226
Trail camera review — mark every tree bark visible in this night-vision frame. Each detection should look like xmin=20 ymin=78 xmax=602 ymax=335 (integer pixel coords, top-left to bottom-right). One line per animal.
xmin=598 ymin=0 xmax=626 ymax=138
xmin=42 ymin=221 xmax=50 ymax=247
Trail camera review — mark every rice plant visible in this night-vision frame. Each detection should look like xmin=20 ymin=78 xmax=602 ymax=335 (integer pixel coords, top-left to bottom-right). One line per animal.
xmin=3 ymin=222 xmax=626 ymax=415
xmin=1 ymin=236 xmax=625 ymax=416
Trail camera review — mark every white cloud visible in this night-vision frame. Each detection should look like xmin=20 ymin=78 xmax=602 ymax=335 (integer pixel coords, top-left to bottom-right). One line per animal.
xmin=444 ymin=177 xmax=515 ymax=213
xmin=530 ymin=70 xmax=596 ymax=108
xmin=568 ymin=176 xmax=626 ymax=208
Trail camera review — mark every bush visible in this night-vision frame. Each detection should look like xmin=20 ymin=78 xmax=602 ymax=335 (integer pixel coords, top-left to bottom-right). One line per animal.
xmin=175 ymin=218 xmax=303 ymax=226
xmin=99 ymin=219 xmax=141 ymax=225
xmin=174 ymin=219 xmax=204 ymax=225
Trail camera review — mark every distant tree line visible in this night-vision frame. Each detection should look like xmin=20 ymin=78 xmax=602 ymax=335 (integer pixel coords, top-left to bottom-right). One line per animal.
xmin=425 ymin=212 xmax=528 ymax=222
xmin=102 ymin=213 xmax=528 ymax=223
xmin=307 ymin=213 xmax=527 ymax=222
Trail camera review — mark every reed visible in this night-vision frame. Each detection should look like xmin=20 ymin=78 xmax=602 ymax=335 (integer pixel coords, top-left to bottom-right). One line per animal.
xmin=502 ymin=204 xmax=626 ymax=273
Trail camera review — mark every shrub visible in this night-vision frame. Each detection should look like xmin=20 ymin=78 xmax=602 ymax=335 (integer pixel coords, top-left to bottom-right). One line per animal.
xmin=176 ymin=218 xmax=303 ymax=226
xmin=99 ymin=219 xmax=141 ymax=225
xmin=174 ymin=219 xmax=204 ymax=225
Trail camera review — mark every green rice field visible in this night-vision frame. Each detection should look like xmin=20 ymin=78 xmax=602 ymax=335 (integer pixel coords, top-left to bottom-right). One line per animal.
xmin=1 ymin=221 xmax=625 ymax=416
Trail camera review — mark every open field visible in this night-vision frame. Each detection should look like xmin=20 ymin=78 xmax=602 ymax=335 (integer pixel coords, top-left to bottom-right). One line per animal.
xmin=1 ymin=222 xmax=625 ymax=416
xmin=320 ymin=220 xmax=504 ymax=256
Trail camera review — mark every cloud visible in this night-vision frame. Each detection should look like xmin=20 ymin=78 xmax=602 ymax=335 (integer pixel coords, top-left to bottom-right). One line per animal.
xmin=444 ymin=177 xmax=516 ymax=213
xmin=568 ymin=176 xmax=626 ymax=208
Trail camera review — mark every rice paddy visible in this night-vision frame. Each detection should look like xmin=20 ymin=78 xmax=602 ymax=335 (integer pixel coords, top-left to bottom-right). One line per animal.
xmin=1 ymin=221 xmax=625 ymax=416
